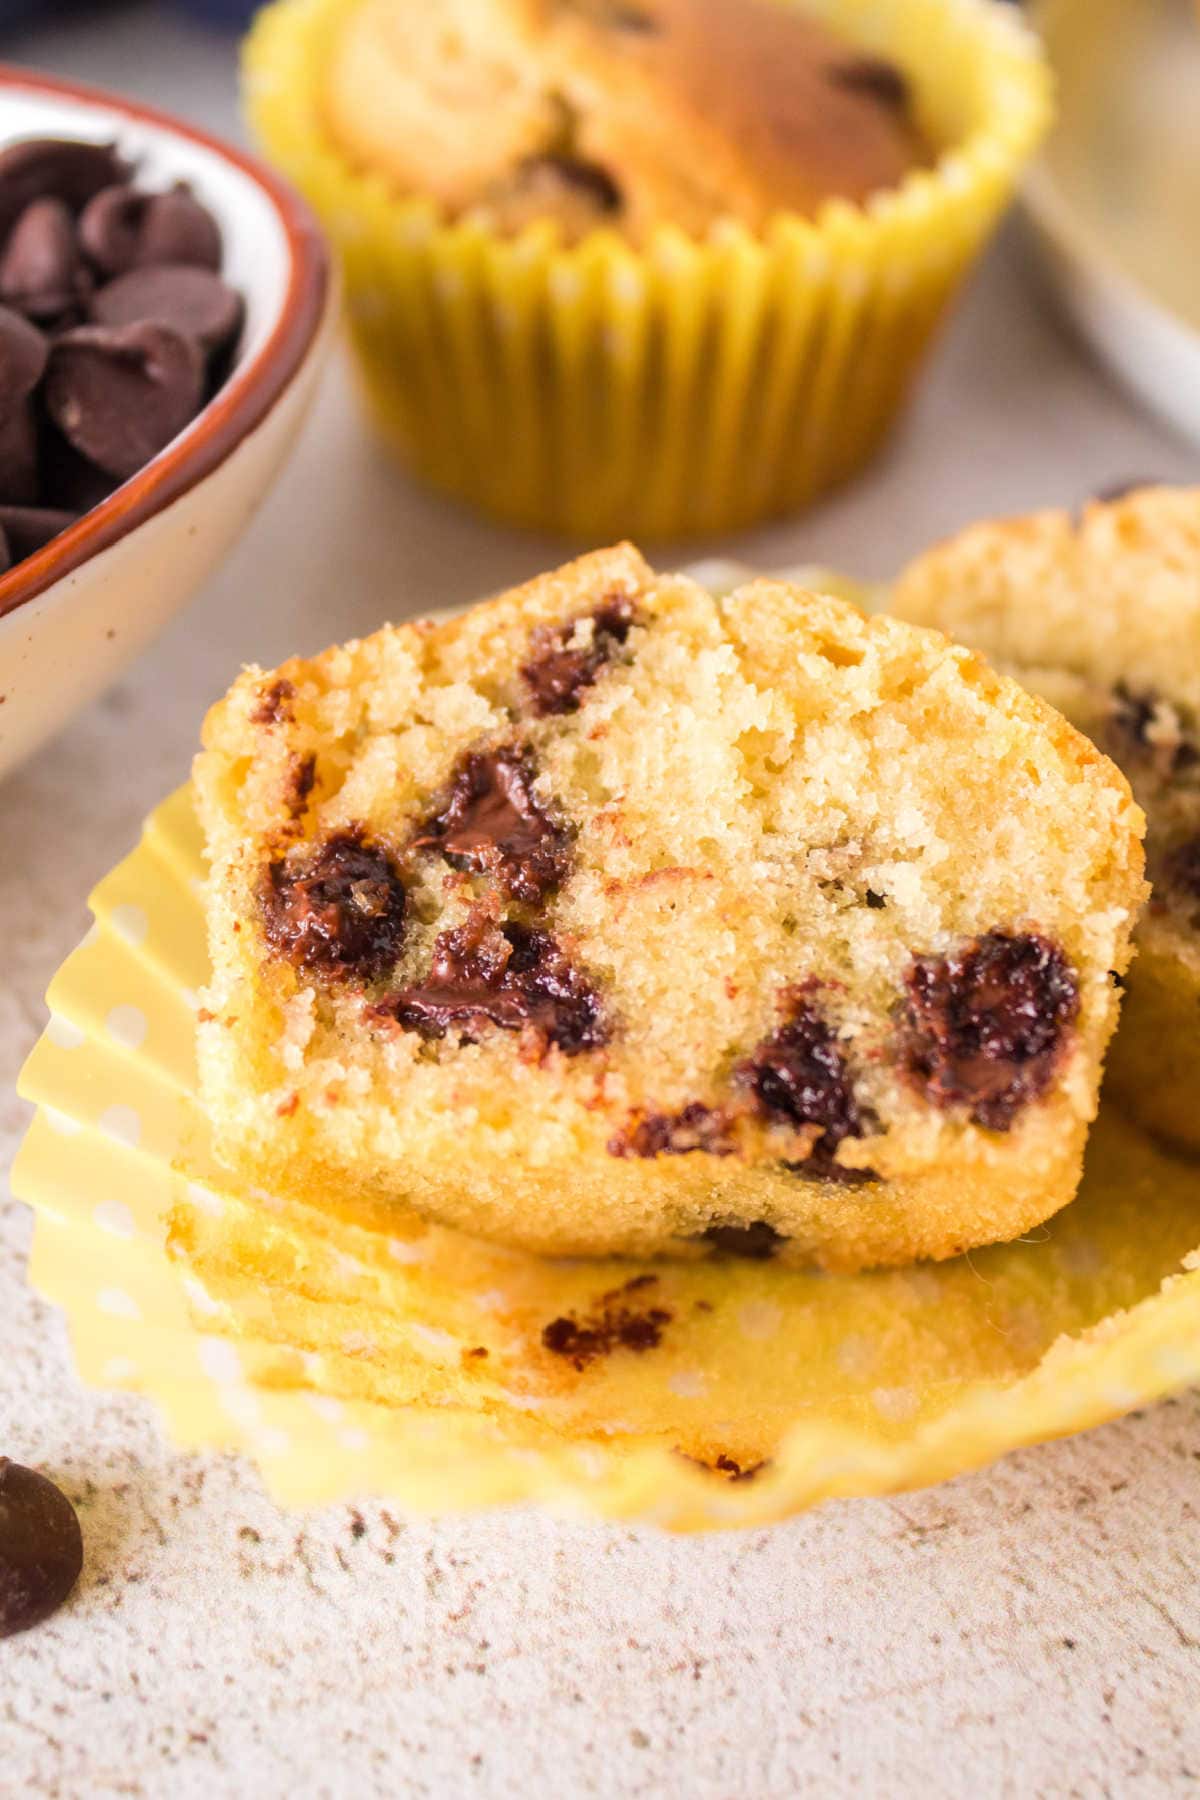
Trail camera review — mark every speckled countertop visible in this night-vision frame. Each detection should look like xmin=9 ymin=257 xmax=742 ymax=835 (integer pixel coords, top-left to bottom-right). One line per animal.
xmin=2 ymin=8 xmax=1199 ymax=1795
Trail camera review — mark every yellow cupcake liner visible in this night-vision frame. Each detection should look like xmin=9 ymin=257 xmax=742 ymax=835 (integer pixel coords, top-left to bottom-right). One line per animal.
xmin=13 ymin=777 xmax=1200 ymax=1530
xmin=242 ymin=0 xmax=1052 ymax=539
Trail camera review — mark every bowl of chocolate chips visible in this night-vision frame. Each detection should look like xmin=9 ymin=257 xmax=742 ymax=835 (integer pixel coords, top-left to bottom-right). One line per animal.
xmin=0 ymin=68 xmax=333 ymax=781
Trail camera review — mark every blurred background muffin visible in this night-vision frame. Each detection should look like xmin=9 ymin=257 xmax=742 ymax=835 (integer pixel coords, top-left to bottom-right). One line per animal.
xmin=323 ymin=0 xmax=929 ymax=244
xmin=248 ymin=0 xmax=1051 ymax=539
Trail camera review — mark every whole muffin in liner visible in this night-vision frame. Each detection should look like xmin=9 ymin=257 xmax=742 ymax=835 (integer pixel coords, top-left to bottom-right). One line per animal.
xmin=242 ymin=0 xmax=1052 ymax=539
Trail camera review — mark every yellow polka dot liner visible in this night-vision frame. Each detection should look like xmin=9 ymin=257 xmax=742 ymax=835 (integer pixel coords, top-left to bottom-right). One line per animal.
xmin=13 ymin=769 xmax=1200 ymax=1530
xmin=241 ymin=0 xmax=1052 ymax=540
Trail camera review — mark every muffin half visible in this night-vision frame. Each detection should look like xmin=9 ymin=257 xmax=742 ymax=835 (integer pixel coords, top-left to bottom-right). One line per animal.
xmin=195 ymin=546 xmax=1144 ymax=1270
xmin=893 ymin=483 xmax=1200 ymax=1155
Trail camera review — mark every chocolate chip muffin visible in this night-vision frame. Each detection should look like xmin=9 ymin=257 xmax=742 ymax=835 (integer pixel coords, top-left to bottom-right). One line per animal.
xmin=321 ymin=0 xmax=928 ymax=242
xmin=893 ymin=484 xmax=1200 ymax=1156
xmin=195 ymin=545 xmax=1144 ymax=1271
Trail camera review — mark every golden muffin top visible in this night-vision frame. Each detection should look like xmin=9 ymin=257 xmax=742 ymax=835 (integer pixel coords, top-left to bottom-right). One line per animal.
xmin=323 ymin=0 xmax=930 ymax=241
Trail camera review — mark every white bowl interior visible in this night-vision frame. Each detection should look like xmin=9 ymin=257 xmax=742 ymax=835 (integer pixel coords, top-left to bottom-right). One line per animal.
xmin=2 ymin=85 xmax=292 ymax=374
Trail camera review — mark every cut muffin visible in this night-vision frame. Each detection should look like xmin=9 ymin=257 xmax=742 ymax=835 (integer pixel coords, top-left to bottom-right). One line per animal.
xmin=322 ymin=0 xmax=927 ymax=243
xmin=892 ymin=483 xmax=1200 ymax=1155
xmin=195 ymin=545 xmax=1144 ymax=1271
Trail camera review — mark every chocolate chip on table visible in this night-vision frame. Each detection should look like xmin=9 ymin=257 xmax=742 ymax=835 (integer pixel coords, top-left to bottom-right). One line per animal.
xmin=735 ymin=996 xmax=864 ymax=1155
xmin=0 ymin=136 xmax=129 ymax=241
xmin=90 ymin=263 xmax=244 ymax=357
xmin=701 ymin=1220 xmax=784 ymax=1260
xmin=413 ymin=747 xmax=570 ymax=904
xmin=44 ymin=322 xmax=205 ymax=481
xmin=79 ymin=182 xmax=222 ymax=278
xmin=0 ymin=196 xmax=92 ymax=323
xmin=901 ymin=930 xmax=1079 ymax=1131
xmin=0 ymin=505 xmax=80 ymax=560
xmin=522 ymin=594 xmax=637 ymax=716
xmin=380 ymin=910 xmax=606 ymax=1054
xmin=261 ymin=829 xmax=408 ymax=981
xmin=0 ymin=1458 xmax=83 ymax=1639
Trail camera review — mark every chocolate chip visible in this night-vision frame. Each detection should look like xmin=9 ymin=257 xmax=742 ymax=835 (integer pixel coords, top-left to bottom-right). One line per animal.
xmin=380 ymin=911 xmax=606 ymax=1054
xmin=79 ymin=182 xmax=221 ymax=278
xmin=0 ymin=137 xmax=129 ymax=241
xmin=701 ymin=1220 xmax=784 ymax=1260
xmin=0 ymin=402 xmax=38 ymax=505
xmin=261 ymin=829 xmax=408 ymax=981
xmin=782 ymin=1153 xmax=881 ymax=1188
xmin=413 ymin=747 xmax=570 ymax=903
xmin=38 ymin=427 xmax=119 ymax=514
xmin=0 ymin=522 xmax=9 ymax=573
xmin=90 ymin=262 xmax=243 ymax=357
xmin=1107 ymin=683 xmax=1194 ymax=776
xmin=135 ymin=185 xmax=223 ymax=272
xmin=0 ymin=1458 xmax=83 ymax=1638
xmin=735 ymin=997 xmax=864 ymax=1154
xmin=0 ymin=304 xmax=48 ymax=401
xmin=0 ymin=197 xmax=92 ymax=322
xmin=252 ymin=677 xmax=296 ymax=726
xmin=523 ymin=153 xmax=623 ymax=215
xmin=44 ymin=321 xmax=204 ymax=480
xmin=865 ymin=889 xmax=887 ymax=910
xmin=521 ymin=594 xmax=637 ymax=716
xmin=829 ymin=56 xmax=910 ymax=110
xmin=0 ymin=504 xmax=78 ymax=559
xmin=608 ymin=1102 xmax=733 ymax=1159
xmin=1163 ymin=836 xmax=1200 ymax=903
xmin=542 ymin=1275 xmax=670 ymax=1371
xmin=1090 ymin=478 xmax=1159 ymax=507
xmin=901 ymin=931 xmax=1079 ymax=1131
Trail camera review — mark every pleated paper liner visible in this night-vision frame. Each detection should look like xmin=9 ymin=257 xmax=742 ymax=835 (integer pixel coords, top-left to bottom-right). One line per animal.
xmin=13 ymin=784 xmax=1200 ymax=1530
xmin=242 ymin=0 xmax=1052 ymax=539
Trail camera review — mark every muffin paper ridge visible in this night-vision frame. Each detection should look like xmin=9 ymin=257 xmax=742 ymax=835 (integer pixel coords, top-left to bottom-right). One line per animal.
xmin=242 ymin=0 xmax=1052 ymax=538
xmin=12 ymin=779 xmax=1200 ymax=1531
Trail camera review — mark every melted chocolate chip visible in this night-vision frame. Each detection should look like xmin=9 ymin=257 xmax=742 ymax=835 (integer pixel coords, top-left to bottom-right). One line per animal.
xmin=381 ymin=912 xmax=605 ymax=1054
xmin=901 ymin=931 xmax=1079 ymax=1131
xmin=701 ymin=1220 xmax=784 ymax=1260
xmin=829 ymin=56 xmax=910 ymax=110
xmin=782 ymin=1154 xmax=881 ymax=1188
xmin=525 ymin=153 xmax=623 ymax=214
xmin=735 ymin=998 xmax=863 ymax=1154
xmin=1108 ymin=683 xmax=1195 ymax=775
xmin=542 ymin=1275 xmax=670 ymax=1371
xmin=608 ymin=1101 xmax=732 ymax=1159
xmin=521 ymin=593 xmax=637 ymax=716
xmin=0 ymin=1459 xmax=83 ymax=1639
xmin=413 ymin=747 xmax=569 ymax=903
xmin=1164 ymin=836 xmax=1200 ymax=903
xmin=44 ymin=321 xmax=204 ymax=480
xmin=252 ymin=677 xmax=296 ymax=726
xmin=261 ymin=830 xmax=407 ymax=981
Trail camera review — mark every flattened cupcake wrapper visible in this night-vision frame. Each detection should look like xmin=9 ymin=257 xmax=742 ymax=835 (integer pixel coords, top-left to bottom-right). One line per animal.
xmin=242 ymin=0 xmax=1052 ymax=539
xmin=13 ymin=779 xmax=1200 ymax=1530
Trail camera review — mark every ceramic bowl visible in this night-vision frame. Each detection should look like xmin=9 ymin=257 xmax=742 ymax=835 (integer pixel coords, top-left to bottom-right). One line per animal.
xmin=0 ymin=66 xmax=333 ymax=781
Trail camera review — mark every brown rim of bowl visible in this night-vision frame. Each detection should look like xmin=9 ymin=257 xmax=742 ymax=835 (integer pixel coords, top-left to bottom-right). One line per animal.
xmin=0 ymin=63 xmax=332 ymax=624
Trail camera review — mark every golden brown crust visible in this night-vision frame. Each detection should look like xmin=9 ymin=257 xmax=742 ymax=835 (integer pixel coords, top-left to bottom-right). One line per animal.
xmin=322 ymin=0 xmax=927 ymax=241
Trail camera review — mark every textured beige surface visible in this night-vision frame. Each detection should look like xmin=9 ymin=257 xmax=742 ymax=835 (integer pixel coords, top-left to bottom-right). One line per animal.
xmin=1 ymin=10 xmax=1199 ymax=1794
